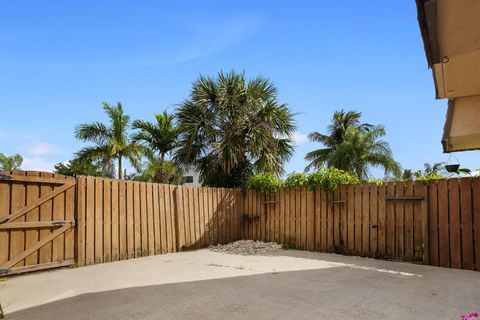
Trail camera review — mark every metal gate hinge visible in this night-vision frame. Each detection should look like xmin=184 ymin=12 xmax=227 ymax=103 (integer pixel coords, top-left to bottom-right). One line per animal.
xmin=0 ymin=269 xmax=9 ymax=276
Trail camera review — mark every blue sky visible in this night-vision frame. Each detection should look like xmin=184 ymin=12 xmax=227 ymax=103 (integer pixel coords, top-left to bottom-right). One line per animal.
xmin=0 ymin=1 xmax=477 ymax=176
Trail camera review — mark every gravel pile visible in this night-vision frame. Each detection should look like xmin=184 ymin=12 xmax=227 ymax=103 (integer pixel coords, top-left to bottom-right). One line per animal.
xmin=209 ymin=240 xmax=281 ymax=256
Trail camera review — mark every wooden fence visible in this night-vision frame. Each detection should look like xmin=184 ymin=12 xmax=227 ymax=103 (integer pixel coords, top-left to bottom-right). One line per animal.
xmin=174 ymin=186 xmax=243 ymax=250
xmin=76 ymin=176 xmax=243 ymax=266
xmin=427 ymin=178 xmax=480 ymax=270
xmin=1 ymin=171 xmax=479 ymax=275
xmin=243 ymin=178 xmax=480 ymax=271
xmin=0 ymin=172 xmax=243 ymax=273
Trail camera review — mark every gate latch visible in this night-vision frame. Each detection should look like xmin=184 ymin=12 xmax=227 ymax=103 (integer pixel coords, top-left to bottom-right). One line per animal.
xmin=52 ymin=221 xmax=66 ymax=226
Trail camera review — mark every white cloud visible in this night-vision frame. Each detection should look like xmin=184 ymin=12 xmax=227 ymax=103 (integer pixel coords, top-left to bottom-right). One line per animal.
xmin=293 ymin=132 xmax=309 ymax=145
xmin=22 ymin=157 xmax=55 ymax=172
xmin=0 ymin=131 xmax=68 ymax=172
xmin=25 ymin=142 xmax=63 ymax=156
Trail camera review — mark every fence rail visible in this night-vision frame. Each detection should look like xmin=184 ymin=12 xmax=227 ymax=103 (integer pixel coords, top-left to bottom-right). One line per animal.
xmin=0 ymin=171 xmax=479 ymax=274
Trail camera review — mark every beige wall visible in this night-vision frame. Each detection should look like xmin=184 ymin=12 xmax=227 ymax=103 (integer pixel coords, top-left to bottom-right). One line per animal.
xmin=444 ymin=95 xmax=480 ymax=152
xmin=419 ymin=0 xmax=480 ymax=151
xmin=432 ymin=0 xmax=480 ymax=99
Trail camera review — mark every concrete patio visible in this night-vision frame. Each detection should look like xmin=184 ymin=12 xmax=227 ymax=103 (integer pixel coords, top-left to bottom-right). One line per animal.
xmin=1 ymin=249 xmax=479 ymax=319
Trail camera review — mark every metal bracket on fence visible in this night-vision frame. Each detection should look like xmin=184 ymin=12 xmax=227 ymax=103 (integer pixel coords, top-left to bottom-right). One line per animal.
xmin=264 ymin=200 xmax=279 ymax=204
xmin=50 ymin=220 xmax=76 ymax=227
xmin=243 ymin=214 xmax=260 ymax=221
xmin=0 ymin=269 xmax=9 ymax=276
xmin=0 ymin=174 xmax=11 ymax=181
xmin=369 ymin=224 xmax=379 ymax=228
xmin=385 ymin=196 xmax=424 ymax=201
xmin=329 ymin=200 xmax=347 ymax=203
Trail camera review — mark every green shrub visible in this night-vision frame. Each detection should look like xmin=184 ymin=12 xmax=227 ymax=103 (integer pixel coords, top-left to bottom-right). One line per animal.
xmin=368 ymin=176 xmax=384 ymax=185
xmin=414 ymin=171 xmax=446 ymax=182
xmin=307 ymin=167 xmax=360 ymax=191
xmin=247 ymin=168 xmax=360 ymax=193
xmin=284 ymin=172 xmax=308 ymax=188
xmin=246 ymin=172 xmax=283 ymax=194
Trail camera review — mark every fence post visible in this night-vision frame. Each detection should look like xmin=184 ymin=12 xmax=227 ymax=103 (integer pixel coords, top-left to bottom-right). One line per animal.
xmin=238 ymin=189 xmax=245 ymax=241
xmin=173 ymin=186 xmax=184 ymax=251
xmin=421 ymin=184 xmax=429 ymax=265
xmin=75 ymin=176 xmax=85 ymax=267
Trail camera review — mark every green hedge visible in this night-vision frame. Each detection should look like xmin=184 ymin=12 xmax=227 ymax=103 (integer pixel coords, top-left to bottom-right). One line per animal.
xmin=247 ymin=168 xmax=360 ymax=193
xmin=246 ymin=172 xmax=283 ymax=194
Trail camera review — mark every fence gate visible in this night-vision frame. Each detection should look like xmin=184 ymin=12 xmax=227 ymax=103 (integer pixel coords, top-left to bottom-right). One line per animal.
xmin=380 ymin=181 xmax=428 ymax=263
xmin=0 ymin=171 xmax=76 ymax=275
xmin=333 ymin=182 xmax=427 ymax=263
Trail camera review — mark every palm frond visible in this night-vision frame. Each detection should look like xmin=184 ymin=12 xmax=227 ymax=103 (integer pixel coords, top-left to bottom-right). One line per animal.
xmin=174 ymin=70 xmax=295 ymax=186
xmin=75 ymin=145 xmax=112 ymax=162
xmin=74 ymin=122 xmax=111 ymax=145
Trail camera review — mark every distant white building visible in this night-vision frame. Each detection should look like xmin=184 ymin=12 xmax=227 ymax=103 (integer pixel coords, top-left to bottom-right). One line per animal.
xmin=183 ymin=167 xmax=201 ymax=187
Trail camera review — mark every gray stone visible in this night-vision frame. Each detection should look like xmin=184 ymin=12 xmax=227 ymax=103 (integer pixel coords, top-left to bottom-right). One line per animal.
xmin=209 ymin=240 xmax=281 ymax=255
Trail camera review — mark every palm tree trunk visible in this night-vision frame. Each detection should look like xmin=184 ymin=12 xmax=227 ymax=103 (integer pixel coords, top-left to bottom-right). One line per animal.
xmin=118 ymin=157 xmax=123 ymax=180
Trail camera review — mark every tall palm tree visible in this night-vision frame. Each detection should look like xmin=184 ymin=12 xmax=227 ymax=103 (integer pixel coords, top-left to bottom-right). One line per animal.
xmin=75 ymin=102 xmax=142 ymax=179
xmin=305 ymin=110 xmax=372 ymax=171
xmin=329 ymin=126 xmax=400 ymax=179
xmin=175 ymin=70 xmax=296 ymax=187
xmin=132 ymin=111 xmax=177 ymax=161
xmin=132 ymin=111 xmax=181 ymax=184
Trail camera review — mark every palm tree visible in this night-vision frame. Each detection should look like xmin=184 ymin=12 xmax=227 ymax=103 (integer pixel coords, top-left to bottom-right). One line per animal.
xmin=0 ymin=153 xmax=23 ymax=172
xmin=132 ymin=111 xmax=182 ymax=184
xmin=132 ymin=111 xmax=177 ymax=161
xmin=74 ymin=102 xmax=142 ymax=179
xmin=423 ymin=162 xmax=446 ymax=175
xmin=399 ymin=169 xmax=414 ymax=181
xmin=329 ymin=126 xmax=400 ymax=179
xmin=175 ymin=70 xmax=296 ymax=187
xmin=138 ymin=158 xmax=184 ymax=184
xmin=305 ymin=110 xmax=372 ymax=171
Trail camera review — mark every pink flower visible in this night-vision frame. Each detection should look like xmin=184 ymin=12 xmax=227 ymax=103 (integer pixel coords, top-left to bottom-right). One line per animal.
xmin=461 ymin=313 xmax=479 ymax=320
